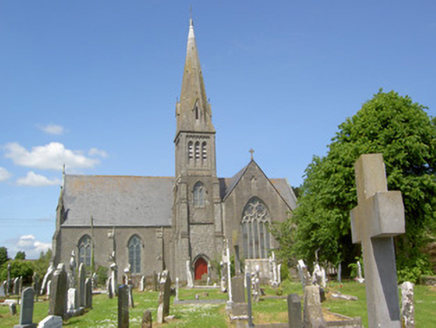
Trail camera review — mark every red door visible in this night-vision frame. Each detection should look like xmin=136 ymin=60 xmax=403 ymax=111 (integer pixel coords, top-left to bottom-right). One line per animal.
xmin=194 ymin=257 xmax=208 ymax=280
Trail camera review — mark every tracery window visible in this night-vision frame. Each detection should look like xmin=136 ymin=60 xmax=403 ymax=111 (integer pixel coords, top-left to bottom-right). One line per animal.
xmin=128 ymin=235 xmax=141 ymax=274
xmin=193 ymin=182 xmax=205 ymax=207
xmin=242 ymin=197 xmax=271 ymax=259
xmin=78 ymin=235 xmax=92 ymax=267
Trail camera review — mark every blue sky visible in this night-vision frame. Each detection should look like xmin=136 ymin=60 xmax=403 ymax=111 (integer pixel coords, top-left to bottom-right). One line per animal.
xmin=1 ymin=1 xmax=435 ymax=259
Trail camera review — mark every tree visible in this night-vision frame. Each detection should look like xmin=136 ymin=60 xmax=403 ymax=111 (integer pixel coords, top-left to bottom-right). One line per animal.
xmin=273 ymin=90 xmax=436 ymax=281
xmin=15 ymin=251 xmax=26 ymax=260
xmin=0 ymin=247 xmax=8 ymax=267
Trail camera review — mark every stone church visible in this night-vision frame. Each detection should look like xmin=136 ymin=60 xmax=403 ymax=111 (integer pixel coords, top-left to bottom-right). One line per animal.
xmin=51 ymin=18 xmax=297 ymax=284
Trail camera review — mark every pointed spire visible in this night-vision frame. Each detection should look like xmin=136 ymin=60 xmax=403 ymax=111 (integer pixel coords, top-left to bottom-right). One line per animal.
xmin=176 ymin=16 xmax=215 ymax=137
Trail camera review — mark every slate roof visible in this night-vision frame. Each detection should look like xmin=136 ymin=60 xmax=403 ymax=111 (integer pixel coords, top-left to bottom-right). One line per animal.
xmin=61 ymin=175 xmax=174 ymax=227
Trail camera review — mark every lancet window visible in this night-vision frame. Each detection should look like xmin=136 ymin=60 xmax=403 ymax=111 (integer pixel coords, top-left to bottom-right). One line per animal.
xmin=128 ymin=235 xmax=141 ymax=274
xmin=193 ymin=182 xmax=205 ymax=207
xmin=78 ymin=234 xmax=92 ymax=267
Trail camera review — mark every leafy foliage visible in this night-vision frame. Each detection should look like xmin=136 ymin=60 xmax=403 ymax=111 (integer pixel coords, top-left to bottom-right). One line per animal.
xmin=15 ymin=251 xmax=26 ymax=260
xmin=0 ymin=246 xmax=8 ymax=267
xmin=274 ymin=90 xmax=436 ymax=277
xmin=32 ymin=249 xmax=52 ymax=279
xmin=0 ymin=260 xmax=34 ymax=284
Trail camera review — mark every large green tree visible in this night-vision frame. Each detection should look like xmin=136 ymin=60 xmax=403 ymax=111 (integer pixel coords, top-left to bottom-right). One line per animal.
xmin=273 ymin=90 xmax=436 ymax=281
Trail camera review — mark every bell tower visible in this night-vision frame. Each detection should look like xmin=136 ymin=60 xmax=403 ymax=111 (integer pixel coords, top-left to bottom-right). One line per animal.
xmin=172 ymin=18 xmax=223 ymax=281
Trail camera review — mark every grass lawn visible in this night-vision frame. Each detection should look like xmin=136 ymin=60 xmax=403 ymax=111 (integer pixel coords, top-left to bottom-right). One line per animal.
xmin=1 ymin=281 xmax=435 ymax=327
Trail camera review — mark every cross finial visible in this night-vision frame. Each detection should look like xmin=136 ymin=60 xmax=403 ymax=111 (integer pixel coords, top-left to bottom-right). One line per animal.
xmin=249 ymin=148 xmax=254 ymax=160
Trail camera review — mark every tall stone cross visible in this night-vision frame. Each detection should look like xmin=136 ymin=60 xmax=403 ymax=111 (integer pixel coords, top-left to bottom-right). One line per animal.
xmin=350 ymin=154 xmax=405 ymax=328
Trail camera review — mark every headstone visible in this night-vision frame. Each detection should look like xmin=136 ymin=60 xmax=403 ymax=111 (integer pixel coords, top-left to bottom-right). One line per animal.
xmin=0 ymin=282 xmax=5 ymax=297
xmin=157 ymin=270 xmax=171 ymax=324
xmin=174 ymin=277 xmax=179 ymax=301
xmin=10 ymin=302 xmax=17 ymax=316
xmin=77 ymin=263 xmax=86 ymax=307
xmin=220 ymin=261 xmax=227 ymax=292
xmin=356 ymin=261 xmax=364 ymax=283
xmin=141 ymin=309 xmax=152 ymax=328
xmin=13 ymin=277 xmax=20 ymax=295
xmin=269 ymin=252 xmax=279 ymax=287
xmin=401 ymin=282 xmax=415 ymax=328
xmin=207 ymin=263 xmax=212 ymax=285
xmin=246 ymin=273 xmax=254 ymax=328
xmin=67 ymin=288 xmax=78 ymax=312
xmin=46 ymin=281 xmax=51 ymax=298
xmin=49 ymin=263 xmax=68 ymax=319
xmin=69 ymin=250 xmax=76 ymax=288
xmin=139 ymin=276 xmax=146 ymax=292
xmin=287 ymin=293 xmax=303 ymax=328
xmin=231 ymin=276 xmax=245 ymax=303
xmin=106 ymin=276 xmax=113 ymax=299
xmin=37 ymin=315 xmax=62 ymax=328
xmin=32 ymin=272 xmax=41 ymax=298
xmin=108 ymin=251 xmax=118 ymax=296
xmin=297 ymin=260 xmax=309 ymax=290
xmin=84 ymin=278 xmax=92 ymax=309
xmin=303 ymin=285 xmax=326 ymax=328
xmin=186 ymin=260 xmax=193 ymax=288
xmin=41 ymin=264 xmax=54 ymax=296
xmin=15 ymin=287 xmax=37 ymax=328
xmin=350 ymin=153 xmax=405 ymax=327
xmin=127 ymin=285 xmax=134 ymax=308
xmin=337 ymin=262 xmax=342 ymax=283
xmin=277 ymin=264 xmax=282 ymax=285
xmin=118 ymin=285 xmax=129 ymax=328
xmin=251 ymin=265 xmax=261 ymax=302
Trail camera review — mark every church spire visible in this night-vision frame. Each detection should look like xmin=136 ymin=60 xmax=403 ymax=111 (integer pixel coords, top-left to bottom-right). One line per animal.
xmin=175 ymin=17 xmax=215 ymax=138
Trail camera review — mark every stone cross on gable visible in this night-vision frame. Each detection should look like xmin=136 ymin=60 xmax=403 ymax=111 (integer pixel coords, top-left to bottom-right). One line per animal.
xmin=249 ymin=148 xmax=254 ymax=160
xmin=350 ymin=154 xmax=405 ymax=328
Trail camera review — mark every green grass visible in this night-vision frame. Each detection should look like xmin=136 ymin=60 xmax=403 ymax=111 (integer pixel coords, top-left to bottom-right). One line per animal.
xmin=1 ymin=281 xmax=435 ymax=327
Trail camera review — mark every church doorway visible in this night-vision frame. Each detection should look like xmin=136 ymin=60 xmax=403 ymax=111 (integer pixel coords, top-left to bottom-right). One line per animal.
xmin=194 ymin=257 xmax=208 ymax=280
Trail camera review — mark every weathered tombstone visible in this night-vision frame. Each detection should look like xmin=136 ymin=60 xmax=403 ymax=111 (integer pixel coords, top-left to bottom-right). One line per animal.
xmin=13 ymin=277 xmax=20 ymax=295
xmin=245 ymin=273 xmax=254 ymax=328
xmin=231 ymin=276 xmax=245 ymax=303
xmin=269 ymin=252 xmax=279 ymax=287
xmin=303 ymin=285 xmax=326 ymax=328
xmin=141 ymin=309 xmax=152 ymax=328
xmin=67 ymin=288 xmax=78 ymax=313
xmin=297 ymin=260 xmax=308 ymax=290
xmin=220 ymin=261 xmax=227 ymax=292
xmin=46 ymin=281 xmax=51 ymax=298
xmin=37 ymin=315 xmax=62 ymax=328
xmin=69 ymin=250 xmax=76 ymax=288
xmin=85 ymin=278 xmax=93 ymax=309
xmin=186 ymin=260 xmax=193 ymax=288
xmin=287 ymin=293 xmax=303 ymax=328
xmin=174 ymin=277 xmax=179 ymax=301
xmin=40 ymin=264 xmax=54 ymax=296
xmin=0 ymin=282 xmax=5 ymax=297
xmin=350 ymin=153 xmax=405 ymax=327
xmin=15 ymin=287 xmax=37 ymax=328
xmin=10 ymin=302 xmax=17 ymax=316
xmin=49 ymin=263 xmax=68 ymax=319
xmin=118 ymin=285 xmax=129 ymax=328
xmin=127 ymin=285 xmax=134 ymax=308
xmin=401 ymin=282 xmax=415 ymax=328
xmin=139 ymin=276 xmax=146 ymax=292
xmin=157 ymin=270 xmax=171 ymax=324
xmin=107 ymin=276 xmax=113 ymax=299
xmin=356 ymin=261 xmax=364 ymax=283
xmin=32 ymin=272 xmax=40 ymax=299
xmin=77 ymin=263 xmax=86 ymax=307
xmin=108 ymin=250 xmax=118 ymax=296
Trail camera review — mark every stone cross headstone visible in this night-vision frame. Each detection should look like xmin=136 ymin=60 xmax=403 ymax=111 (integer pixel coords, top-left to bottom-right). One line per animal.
xmin=78 ymin=263 xmax=86 ymax=307
xmin=139 ymin=276 xmax=146 ymax=292
xmin=287 ymin=293 xmax=303 ymax=328
xmin=16 ymin=287 xmax=37 ymax=328
xmin=49 ymin=263 xmax=68 ymax=319
xmin=118 ymin=285 xmax=129 ymax=328
xmin=85 ymin=277 xmax=93 ymax=309
xmin=303 ymin=285 xmax=326 ymax=328
xmin=157 ymin=270 xmax=171 ymax=324
xmin=37 ymin=315 xmax=62 ymax=328
xmin=141 ymin=309 xmax=152 ymax=328
xmin=401 ymin=282 xmax=415 ymax=328
xmin=186 ymin=260 xmax=193 ymax=288
xmin=350 ymin=153 xmax=405 ymax=328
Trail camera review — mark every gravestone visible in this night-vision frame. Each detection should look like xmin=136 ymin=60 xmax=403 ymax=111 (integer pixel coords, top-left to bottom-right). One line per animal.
xmin=107 ymin=276 xmax=113 ymax=299
xmin=13 ymin=277 xmax=20 ymax=295
xmin=10 ymin=302 xmax=17 ymax=316
xmin=157 ymin=270 xmax=171 ymax=324
xmin=245 ymin=273 xmax=254 ymax=328
xmin=356 ymin=261 xmax=364 ymax=283
xmin=84 ymin=278 xmax=92 ymax=309
xmin=401 ymin=282 xmax=415 ymax=328
xmin=77 ymin=263 xmax=86 ymax=307
xmin=350 ymin=154 xmax=405 ymax=327
xmin=37 ymin=315 xmax=62 ymax=328
xmin=40 ymin=264 xmax=54 ymax=296
xmin=0 ymin=282 xmax=5 ymax=297
xmin=141 ymin=309 xmax=152 ymax=328
xmin=174 ymin=277 xmax=179 ymax=301
xmin=118 ymin=285 xmax=129 ymax=328
xmin=220 ymin=261 xmax=227 ymax=292
xmin=14 ymin=287 xmax=37 ymax=328
xmin=32 ymin=272 xmax=40 ymax=298
xmin=49 ymin=263 xmax=68 ymax=319
xmin=297 ymin=260 xmax=309 ymax=290
xmin=110 ymin=262 xmax=118 ymax=297
xmin=67 ymin=288 xmax=78 ymax=312
xmin=303 ymin=285 xmax=326 ymax=328
xmin=69 ymin=250 xmax=76 ymax=288
xmin=186 ymin=260 xmax=193 ymax=288
xmin=139 ymin=276 xmax=146 ymax=292
xmin=288 ymin=293 xmax=303 ymax=328
xmin=127 ymin=285 xmax=134 ymax=308
xmin=231 ymin=276 xmax=245 ymax=303
xmin=337 ymin=262 xmax=342 ymax=283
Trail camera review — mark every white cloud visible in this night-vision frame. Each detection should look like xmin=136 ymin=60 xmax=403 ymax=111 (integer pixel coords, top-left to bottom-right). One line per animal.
xmin=89 ymin=147 xmax=108 ymax=158
xmin=17 ymin=171 xmax=62 ymax=187
xmin=4 ymin=142 xmax=100 ymax=170
xmin=0 ymin=167 xmax=12 ymax=181
xmin=14 ymin=235 xmax=51 ymax=259
xmin=38 ymin=124 xmax=65 ymax=135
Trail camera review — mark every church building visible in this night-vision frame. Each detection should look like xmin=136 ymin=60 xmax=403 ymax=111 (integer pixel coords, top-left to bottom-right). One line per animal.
xmin=51 ymin=18 xmax=297 ymax=284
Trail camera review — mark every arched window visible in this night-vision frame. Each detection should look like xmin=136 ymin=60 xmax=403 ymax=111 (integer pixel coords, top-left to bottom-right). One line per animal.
xmin=202 ymin=142 xmax=207 ymax=161
xmin=188 ymin=141 xmax=193 ymax=161
xmin=195 ymin=106 xmax=199 ymax=120
xmin=193 ymin=182 xmax=205 ymax=207
xmin=195 ymin=142 xmax=200 ymax=161
xmin=78 ymin=235 xmax=91 ymax=267
xmin=242 ymin=198 xmax=271 ymax=259
xmin=128 ymin=235 xmax=141 ymax=274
